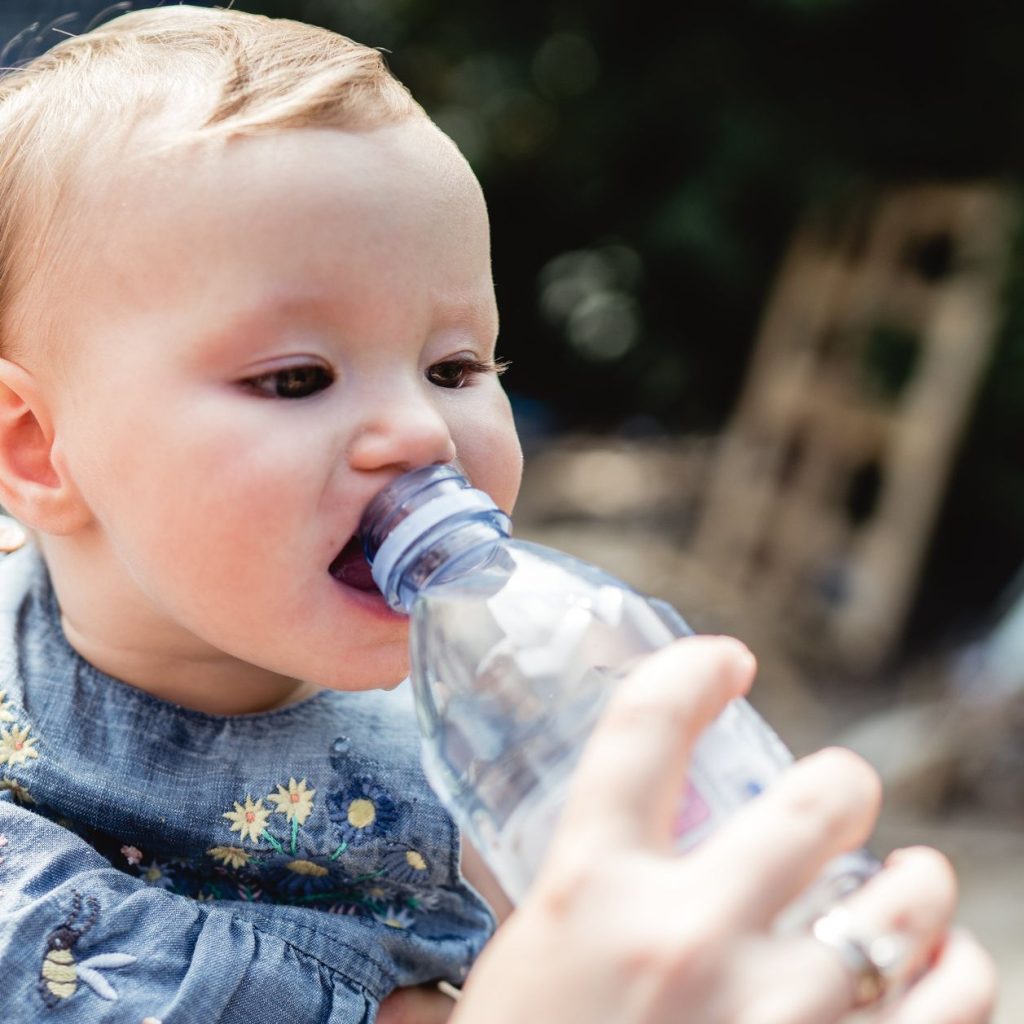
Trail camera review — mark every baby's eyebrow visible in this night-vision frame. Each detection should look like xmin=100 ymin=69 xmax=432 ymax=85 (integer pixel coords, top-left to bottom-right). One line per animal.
xmin=435 ymin=301 xmax=499 ymax=337
xmin=189 ymin=293 xmax=336 ymax=355
xmin=191 ymin=289 xmax=499 ymax=361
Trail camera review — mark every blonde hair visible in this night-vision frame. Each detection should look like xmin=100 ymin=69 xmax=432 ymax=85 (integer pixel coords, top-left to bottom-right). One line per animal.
xmin=0 ymin=4 xmax=425 ymax=353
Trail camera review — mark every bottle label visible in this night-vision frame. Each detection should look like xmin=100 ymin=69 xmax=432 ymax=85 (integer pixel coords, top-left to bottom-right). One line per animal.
xmin=672 ymin=781 xmax=713 ymax=840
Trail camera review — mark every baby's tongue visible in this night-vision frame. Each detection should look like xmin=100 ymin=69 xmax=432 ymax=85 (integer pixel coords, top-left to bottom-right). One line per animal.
xmin=329 ymin=536 xmax=378 ymax=592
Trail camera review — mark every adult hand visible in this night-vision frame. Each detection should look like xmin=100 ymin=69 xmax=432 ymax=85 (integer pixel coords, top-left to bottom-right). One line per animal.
xmin=452 ymin=636 xmax=996 ymax=1024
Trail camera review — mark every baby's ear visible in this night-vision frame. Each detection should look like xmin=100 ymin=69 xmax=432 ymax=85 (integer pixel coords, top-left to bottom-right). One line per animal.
xmin=0 ymin=358 xmax=89 ymax=535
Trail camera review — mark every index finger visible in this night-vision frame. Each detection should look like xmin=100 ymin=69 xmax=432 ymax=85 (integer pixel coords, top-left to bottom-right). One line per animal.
xmin=558 ymin=636 xmax=755 ymax=851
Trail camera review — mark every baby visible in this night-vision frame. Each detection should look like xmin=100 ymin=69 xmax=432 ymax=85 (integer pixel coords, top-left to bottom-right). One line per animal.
xmin=0 ymin=6 xmax=997 ymax=1024
xmin=0 ymin=5 xmax=516 ymax=1019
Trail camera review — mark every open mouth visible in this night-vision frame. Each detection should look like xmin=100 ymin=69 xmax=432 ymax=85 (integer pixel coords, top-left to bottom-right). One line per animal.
xmin=328 ymin=535 xmax=380 ymax=593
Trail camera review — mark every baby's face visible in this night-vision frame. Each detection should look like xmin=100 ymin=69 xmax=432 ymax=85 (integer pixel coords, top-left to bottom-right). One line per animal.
xmin=33 ymin=119 xmax=522 ymax=691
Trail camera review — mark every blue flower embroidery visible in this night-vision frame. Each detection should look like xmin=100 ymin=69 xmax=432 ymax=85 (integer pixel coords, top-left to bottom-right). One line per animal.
xmin=327 ymin=775 xmax=400 ymax=846
xmin=137 ymin=859 xmax=176 ymax=891
xmin=264 ymin=856 xmax=342 ymax=900
xmin=383 ymin=845 xmax=432 ymax=885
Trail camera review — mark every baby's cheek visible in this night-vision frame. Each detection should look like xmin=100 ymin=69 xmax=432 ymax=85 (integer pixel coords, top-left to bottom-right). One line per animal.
xmin=459 ymin=408 xmax=522 ymax=510
xmin=482 ymin=434 xmax=524 ymax=510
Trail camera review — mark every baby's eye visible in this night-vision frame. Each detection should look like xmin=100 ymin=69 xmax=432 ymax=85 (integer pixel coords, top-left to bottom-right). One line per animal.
xmin=426 ymin=357 xmax=508 ymax=389
xmin=243 ymin=363 xmax=334 ymax=399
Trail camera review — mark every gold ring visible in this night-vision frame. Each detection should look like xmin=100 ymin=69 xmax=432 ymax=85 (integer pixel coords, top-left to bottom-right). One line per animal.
xmin=812 ymin=906 xmax=902 ymax=1008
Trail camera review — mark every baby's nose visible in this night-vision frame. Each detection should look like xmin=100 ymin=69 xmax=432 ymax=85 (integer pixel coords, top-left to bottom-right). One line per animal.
xmin=346 ymin=393 xmax=456 ymax=472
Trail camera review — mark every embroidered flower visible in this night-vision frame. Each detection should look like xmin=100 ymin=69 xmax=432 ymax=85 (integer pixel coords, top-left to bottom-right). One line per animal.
xmin=0 ymin=724 xmax=38 ymax=766
xmin=284 ymin=859 xmax=329 ymax=878
xmin=267 ymin=777 xmax=315 ymax=826
xmin=384 ymin=846 xmax=431 ymax=885
xmin=327 ymin=776 xmax=400 ymax=845
xmin=140 ymin=860 xmax=176 ymax=890
xmin=223 ymin=795 xmax=272 ymax=844
xmin=361 ymin=882 xmax=408 ymax=910
xmin=0 ymin=690 xmax=16 ymax=723
xmin=405 ymin=890 xmax=443 ymax=911
xmin=265 ymin=857 xmax=340 ymax=899
xmin=208 ymin=845 xmax=251 ymax=870
xmin=121 ymin=845 xmax=143 ymax=866
xmin=0 ymin=776 xmax=33 ymax=804
xmin=374 ymin=904 xmax=416 ymax=930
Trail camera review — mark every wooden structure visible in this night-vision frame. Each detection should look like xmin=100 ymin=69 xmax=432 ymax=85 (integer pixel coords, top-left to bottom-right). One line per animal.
xmin=694 ymin=184 xmax=1016 ymax=671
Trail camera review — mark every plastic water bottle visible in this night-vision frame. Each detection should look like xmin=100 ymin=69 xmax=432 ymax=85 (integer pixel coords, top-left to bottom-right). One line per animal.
xmin=359 ymin=464 xmax=878 ymax=916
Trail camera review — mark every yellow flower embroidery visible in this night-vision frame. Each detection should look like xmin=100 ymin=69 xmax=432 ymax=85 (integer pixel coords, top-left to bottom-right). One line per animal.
xmin=285 ymin=859 xmax=329 ymax=877
xmin=405 ymin=850 xmax=428 ymax=872
xmin=0 ymin=776 xmax=33 ymax=804
xmin=223 ymin=796 xmax=271 ymax=844
xmin=0 ymin=725 xmax=38 ymax=766
xmin=0 ymin=690 xmax=16 ymax=723
xmin=267 ymin=778 xmax=315 ymax=825
xmin=208 ymin=846 xmax=250 ymax=869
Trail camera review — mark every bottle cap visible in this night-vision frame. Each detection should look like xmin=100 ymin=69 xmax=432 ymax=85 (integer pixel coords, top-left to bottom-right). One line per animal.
xmin=359 ymin=465 xmax=510 ymax=603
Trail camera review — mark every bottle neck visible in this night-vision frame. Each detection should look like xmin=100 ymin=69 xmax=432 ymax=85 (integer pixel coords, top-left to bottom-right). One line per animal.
xmin=388 ymin=517 xmax=508 ymax=613
xmin=359 ymin=465 xmax=511 ymax=613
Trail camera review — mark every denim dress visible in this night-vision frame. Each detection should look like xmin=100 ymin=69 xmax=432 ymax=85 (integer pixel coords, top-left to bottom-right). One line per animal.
xmin=0 ymin=547 xmax=495 ymax=1022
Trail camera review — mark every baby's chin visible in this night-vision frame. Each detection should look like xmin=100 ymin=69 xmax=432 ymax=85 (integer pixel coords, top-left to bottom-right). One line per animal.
xmin=313 ymin=645 xmax=410 ymax=693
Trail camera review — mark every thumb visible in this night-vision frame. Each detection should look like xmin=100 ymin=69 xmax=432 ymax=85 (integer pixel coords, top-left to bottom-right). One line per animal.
xmin=556 ymin=636 xmax=755 ymax=852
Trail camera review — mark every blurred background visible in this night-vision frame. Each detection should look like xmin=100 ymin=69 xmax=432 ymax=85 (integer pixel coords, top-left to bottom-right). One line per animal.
xmin=5 ymin=0 xmax=1023 ymax=1014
